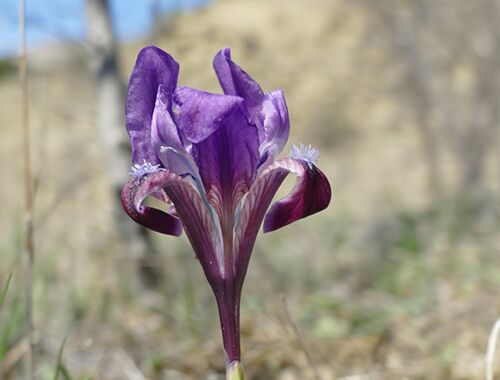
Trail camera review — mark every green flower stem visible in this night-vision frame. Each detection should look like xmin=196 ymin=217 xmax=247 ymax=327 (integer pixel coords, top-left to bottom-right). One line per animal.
xmin=226 ymin=361 xmax=244 ymax=380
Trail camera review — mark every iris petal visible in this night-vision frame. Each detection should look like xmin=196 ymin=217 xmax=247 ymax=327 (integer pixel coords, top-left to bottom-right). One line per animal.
xmin=126 ymin=46 xmax=179 ymax=165
xmin=213 ymin=48 xmax=264 ymax=109
xmin=121 ymin=173 xmax=182 ymax=236
xmin=173 ymin=86 xmax=245 ymax=143
xmin=152 ymin=86 xmax=200 ymax=181
xmin=258 ymin=90 xmax=290 ymax=166
xmin=173 ymin=87 xmax=259 ymax=216
xmin=233 ymin=165 xmax=289 ymax=284
xmin=213 ymin=49 xmax=290 ymax=163
xmin=121 ymin=170 xmax=223 ymax=282
xmin=263 ymin=158 xmax=332 ymax=232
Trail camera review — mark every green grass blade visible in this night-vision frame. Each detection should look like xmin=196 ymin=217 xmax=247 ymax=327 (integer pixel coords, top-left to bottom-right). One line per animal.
xmin=60 ymin=365 xmax=73 ymax=380
xmin=53 ymin=337 xmax=69 ymax=380
xmin=0 ymin=273 xmax=12 ymax=309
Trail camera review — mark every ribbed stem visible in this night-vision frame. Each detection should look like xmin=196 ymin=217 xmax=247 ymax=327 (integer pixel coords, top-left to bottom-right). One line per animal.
xmin=214 ymin=282 xmax=241 ymax=364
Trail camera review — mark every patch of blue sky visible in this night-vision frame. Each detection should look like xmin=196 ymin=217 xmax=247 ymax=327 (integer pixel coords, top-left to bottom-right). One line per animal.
xmin=0 ymin=0 xmax=210 ymax=57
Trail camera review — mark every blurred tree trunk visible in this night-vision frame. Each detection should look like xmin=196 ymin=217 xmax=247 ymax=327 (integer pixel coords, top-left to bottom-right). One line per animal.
xmin=374 ymin=0 xmax=444 ymax=202
xmin=149 ymin=0 xmax=163 ymax=42
xmin=369 ymin=0 xmax=500 ymax=206
xmin=458 ymin=0 xmax=500 ymax=200
xmin=85 ymin=0 xmax=162 ymax=289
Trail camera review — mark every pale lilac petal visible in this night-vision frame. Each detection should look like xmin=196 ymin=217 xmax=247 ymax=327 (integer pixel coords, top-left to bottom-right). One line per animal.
xmin=151 ymin=85 xmax=183 ymax=150
xmin=258 ymin=90 xmax=290 ymax=165
xmin=151 ymin=86 xmax=200 ymax=179
xmin=263 ymin=158 xmax=331 ymax=232
xmin=126 ymin=46 xmax=179 ymax=165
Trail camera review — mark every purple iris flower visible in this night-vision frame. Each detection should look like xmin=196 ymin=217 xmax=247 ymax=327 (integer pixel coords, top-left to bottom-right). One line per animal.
xmin=121 ymin=46 xmax=331 ymax=376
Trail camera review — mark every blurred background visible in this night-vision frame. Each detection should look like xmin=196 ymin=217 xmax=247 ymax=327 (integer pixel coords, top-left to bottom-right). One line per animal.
xmin=1 ymin=0 xmax=500 ymax=378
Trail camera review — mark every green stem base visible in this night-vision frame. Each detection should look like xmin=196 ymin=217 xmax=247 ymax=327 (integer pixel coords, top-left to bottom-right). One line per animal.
xmin=226 ymin=361 xmax=244 ymax=380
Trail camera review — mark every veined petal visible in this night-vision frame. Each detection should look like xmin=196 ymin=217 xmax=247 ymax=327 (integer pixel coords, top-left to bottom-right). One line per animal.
xmin=163 ymin=179 xmax=224 ymax=283
xmin=126 ymin=46 xmax=179 ymax=165
xmin=233 ymin=164 xmax=289 ymax=283
xmin=121 ymin=170 xmax=223 ymax=282
xmin=213 ymin=48 xmax=264 ymax=109
xmin=121 ymin=173 xmax=182 ymax=236
xmin=263 ymin=158 xmax=331 ymax=232
xmin=173 ymin=87 xmax=260 ymax=216
xmin=193 ymin=111 xmax=259 ymax=218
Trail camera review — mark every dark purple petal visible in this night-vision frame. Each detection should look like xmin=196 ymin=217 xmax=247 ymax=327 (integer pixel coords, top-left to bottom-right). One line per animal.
xmin=173 ymin=87 xmax=259 ymax=215
xmin=193 ymin=116 xmax=259 ymax=217
xmin=121 ymin=174 xmax=182 ymax=236
xmin=263 ymin=158 xmax=332 ymax=232
xmin=258 ymin=90 xmax=290 ymax=165
xmin=126 ymin=46 xmax=179 ymax=165
xmin=173 ymin=86 xmax=245 ymax=144
xmin=213 ymin=48 xmax=264 ymax=110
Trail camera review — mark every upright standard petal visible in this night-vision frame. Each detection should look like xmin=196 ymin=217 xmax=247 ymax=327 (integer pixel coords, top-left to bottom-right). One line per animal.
xmin=213 ymin=49 xmax=290 ymax=163
xmin=126 ymin=46 xmax=179 ymax=165
xmin=263 ymin=158 xmax=332 ymax=232
xmin=213 ymin=48 xmax=264 ymax=110
xmin=258 ymin=90 xmax=290 ymax=165
xmin=173 ymin=87 xmax=260 ymax=215
xmin=152 ymin=86 xmax=200 ymax=181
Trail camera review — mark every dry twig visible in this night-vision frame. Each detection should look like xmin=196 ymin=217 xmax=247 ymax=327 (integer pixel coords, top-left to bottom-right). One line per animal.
xmin=18 ymin=0 xmax=35 ymax=378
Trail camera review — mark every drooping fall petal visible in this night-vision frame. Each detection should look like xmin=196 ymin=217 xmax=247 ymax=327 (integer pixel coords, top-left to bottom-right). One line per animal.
xmin=121 ymin=173 xmax=182 ymax=236
xmin=121 ymin=170 xmax=223 ymax=282
xmin=263 ymin=158 xmax=332 ymax=232
xmin=126 ymin=46 xmax=179 ymax=165
xmin=233 ymin=164 xmax=290 ymax=284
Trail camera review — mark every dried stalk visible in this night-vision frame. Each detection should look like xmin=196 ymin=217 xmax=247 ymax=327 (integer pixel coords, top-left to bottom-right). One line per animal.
xmin=282 ymin=296 xmax=321 ymax=380
xmin=18 ymin=0 xmax=35 ymax=378
xmin=486 ymin=318 xmax=500 ymax=380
